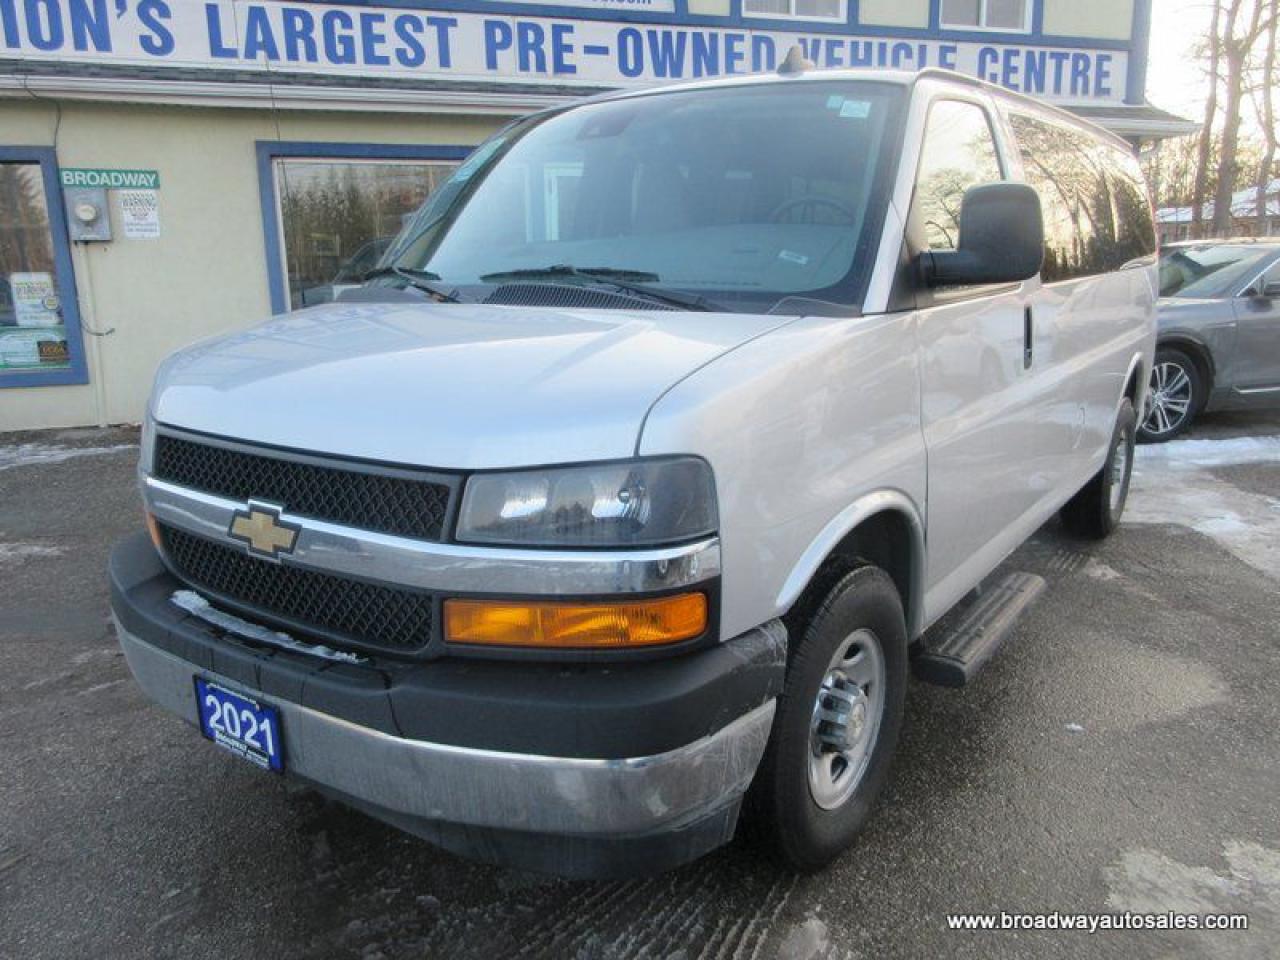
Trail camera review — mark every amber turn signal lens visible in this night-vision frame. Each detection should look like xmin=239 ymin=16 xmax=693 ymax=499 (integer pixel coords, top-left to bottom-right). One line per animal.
xmin=144 ymin=512 xmax=163 ymax=551
xmin=444 ymin=593 xmax=708 ymax=649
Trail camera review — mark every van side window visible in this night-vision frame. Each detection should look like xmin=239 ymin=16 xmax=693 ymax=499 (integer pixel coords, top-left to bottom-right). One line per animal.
xmin=1108 ymin=148 xmax=1158 ymax=266
xmin=913 ymin=100 xmax=1004 ymax=252
xmin=1008 ymin=114 xmax=1156 ymax=283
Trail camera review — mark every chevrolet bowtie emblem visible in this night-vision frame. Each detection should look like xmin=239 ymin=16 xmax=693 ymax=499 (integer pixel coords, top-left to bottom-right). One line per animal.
xmin=228 ymin=502 xmax=300 ymax=559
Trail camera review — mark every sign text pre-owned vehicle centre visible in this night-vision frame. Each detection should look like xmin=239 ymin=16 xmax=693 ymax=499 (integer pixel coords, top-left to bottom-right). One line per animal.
xmin=2 ymin=1 xmax=1126 ymax=99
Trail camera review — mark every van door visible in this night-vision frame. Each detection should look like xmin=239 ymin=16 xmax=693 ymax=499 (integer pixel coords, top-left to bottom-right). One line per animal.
xmin=912 ymin=98 xmax=1056 ymax=623
xmin=1005 ymin=112 xmax=1158 ymax=485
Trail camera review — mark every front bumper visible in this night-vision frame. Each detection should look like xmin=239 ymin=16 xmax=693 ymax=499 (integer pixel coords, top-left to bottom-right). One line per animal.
xmin=109 ymin=533 xmax=785 ymax=877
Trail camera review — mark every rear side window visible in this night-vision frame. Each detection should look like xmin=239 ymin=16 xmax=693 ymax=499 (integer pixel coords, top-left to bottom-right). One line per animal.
xmin=1109 ymin=147 xmax=1158 ymax=266
xmin=1008 ymin=113 xmax=1156 ymax=283
xmin=913 ymin=100 xmax=1005 ymax=252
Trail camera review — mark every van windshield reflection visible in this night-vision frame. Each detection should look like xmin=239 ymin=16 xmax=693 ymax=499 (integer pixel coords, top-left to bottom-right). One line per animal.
xmin=386 ymin=81 xmax=902 ymax=315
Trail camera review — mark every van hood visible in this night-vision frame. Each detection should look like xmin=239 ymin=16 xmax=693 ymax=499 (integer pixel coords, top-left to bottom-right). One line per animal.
xmin=151 ymin=301 xmax=787 ymax=469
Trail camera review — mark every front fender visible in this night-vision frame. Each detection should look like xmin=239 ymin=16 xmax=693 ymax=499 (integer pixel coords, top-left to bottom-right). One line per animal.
xmin=775 ymin=490 xmax=927 ymax=639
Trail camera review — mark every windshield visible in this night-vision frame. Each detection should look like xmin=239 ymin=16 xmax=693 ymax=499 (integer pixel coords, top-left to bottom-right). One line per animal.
xmin=385 ymin=80 xmax=904 ymax=315
xmin=1159 ymin=244 xmax=1277 ymax=299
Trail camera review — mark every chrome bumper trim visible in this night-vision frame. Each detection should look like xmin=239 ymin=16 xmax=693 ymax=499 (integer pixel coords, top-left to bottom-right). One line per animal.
xmin=115 ymin=620 xmax=773 ymax=836
xmin=143 ymin=476 xmax=720 ymax=595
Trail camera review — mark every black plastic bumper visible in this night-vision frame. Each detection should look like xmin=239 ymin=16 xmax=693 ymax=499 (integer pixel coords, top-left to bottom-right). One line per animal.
xmin=110 ymin=532 xmax=788 ymax=876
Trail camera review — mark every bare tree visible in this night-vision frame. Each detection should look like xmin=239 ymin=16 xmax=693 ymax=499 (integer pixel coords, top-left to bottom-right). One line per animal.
xmin=1254 ymin=0 xmax=1278 ymax=232
xmin=1192 ymin=0 xmax=1224 ymax=238
xmin=1144 ymin=134 xmax=1203 ymax=208
xmin=1211 ymin=0 xmax=1270 ymax=236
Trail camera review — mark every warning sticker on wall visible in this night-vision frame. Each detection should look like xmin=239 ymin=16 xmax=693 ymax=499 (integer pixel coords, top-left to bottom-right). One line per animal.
xmin=117 ymin=189 xmax=161 ymax=239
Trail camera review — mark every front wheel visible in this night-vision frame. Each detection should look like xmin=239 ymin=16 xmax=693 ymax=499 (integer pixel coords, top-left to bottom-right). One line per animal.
xmin=1061 ymin=398 xmax=1137 ymax=540
xmin=1139 ymin=348 xmax=1201 ymax=443
xmin=746 ymin=566 xmax=907 ymax=872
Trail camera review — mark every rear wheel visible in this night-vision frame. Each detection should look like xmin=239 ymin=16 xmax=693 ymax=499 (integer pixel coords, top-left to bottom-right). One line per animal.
xmin=1061 ymin=399 xmax=1137 ymax=540
xmin=1139 ymin=348 xmax=1201 ymax=443
xmin=747 ymin=566 xmax=907 ymax=872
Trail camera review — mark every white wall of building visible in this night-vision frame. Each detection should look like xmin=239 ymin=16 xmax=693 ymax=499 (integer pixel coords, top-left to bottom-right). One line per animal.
xmin=0 ymin=101 xmax=498 ymax=431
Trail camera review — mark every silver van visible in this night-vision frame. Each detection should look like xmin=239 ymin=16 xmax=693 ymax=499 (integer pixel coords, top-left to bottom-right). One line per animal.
xmin=111 ymin=65 xmax=1157 ymax=878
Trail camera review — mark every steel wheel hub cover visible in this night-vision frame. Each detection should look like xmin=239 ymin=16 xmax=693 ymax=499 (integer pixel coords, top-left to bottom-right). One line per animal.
xmin=807 ymin=627 xmax=886 ymax=810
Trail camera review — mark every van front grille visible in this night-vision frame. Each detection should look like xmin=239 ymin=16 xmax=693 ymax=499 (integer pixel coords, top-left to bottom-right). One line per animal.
xmin=160 ymin=525 xmax=435 ymax=655
xmin=153 ymin=432 xmax=453 ymax=542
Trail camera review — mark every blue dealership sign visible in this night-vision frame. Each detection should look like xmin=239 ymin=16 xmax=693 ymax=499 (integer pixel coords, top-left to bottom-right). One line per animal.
xmin=0 ymin=0 xmax=1128 ymax=101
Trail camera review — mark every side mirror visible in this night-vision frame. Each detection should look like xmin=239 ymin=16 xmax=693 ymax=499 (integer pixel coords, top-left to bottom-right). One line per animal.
xmin=918 ymin=182 xmax=1045 ymax=288
xmin=1263 ymin=281 xmax=1280 ymax=299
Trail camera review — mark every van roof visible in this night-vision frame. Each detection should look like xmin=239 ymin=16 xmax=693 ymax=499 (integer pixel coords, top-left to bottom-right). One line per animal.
xmin=577 ymin=65 xmax=1131 ymax=151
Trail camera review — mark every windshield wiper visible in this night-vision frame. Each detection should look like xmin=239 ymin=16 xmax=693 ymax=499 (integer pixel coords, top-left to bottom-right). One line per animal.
xmin=362 ymin=265 xmax=461 ymax=303
xmin=483 ymin=265 xmax=660 ymax=283
xmin=480 ymin=265 xmax=720 ymax=312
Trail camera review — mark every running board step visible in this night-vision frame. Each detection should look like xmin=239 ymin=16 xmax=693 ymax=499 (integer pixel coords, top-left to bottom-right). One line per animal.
xmin=913 ymin=572 xmax=1046 ymax=688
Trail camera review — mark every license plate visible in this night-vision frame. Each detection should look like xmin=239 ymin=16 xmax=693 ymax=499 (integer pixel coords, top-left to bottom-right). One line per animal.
xmin=194 ymin=678 xmax=283 ymax=772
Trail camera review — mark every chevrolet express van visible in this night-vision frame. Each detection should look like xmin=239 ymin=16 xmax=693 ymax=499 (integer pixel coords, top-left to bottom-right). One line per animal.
xmin=110 ymin=64 xmax=1157 ymax=878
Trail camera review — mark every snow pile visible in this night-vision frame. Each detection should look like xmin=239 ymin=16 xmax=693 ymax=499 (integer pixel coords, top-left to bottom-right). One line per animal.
xmin=171 ymin=589 xmax=365 ymax=664
xmin=0 ymin=442 xmax=137 ymax=472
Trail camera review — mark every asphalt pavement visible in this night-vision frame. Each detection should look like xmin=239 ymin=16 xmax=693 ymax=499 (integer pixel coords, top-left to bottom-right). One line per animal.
xmin=2 ymin=412 xmax=1278 ymax=960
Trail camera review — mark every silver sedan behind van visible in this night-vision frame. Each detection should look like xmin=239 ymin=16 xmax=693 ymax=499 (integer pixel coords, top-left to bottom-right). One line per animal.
xmin=1141 ymin=240 xmax=1280 ymax=442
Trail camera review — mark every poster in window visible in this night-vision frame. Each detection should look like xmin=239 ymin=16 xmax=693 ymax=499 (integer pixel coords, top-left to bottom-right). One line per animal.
xmin=0 ymin=327 xmax=69 ymax=370
xmin=10 ymin=272 xmax=61 ymax=327
xmin=1 ymin=272 xmax=69 ymax=372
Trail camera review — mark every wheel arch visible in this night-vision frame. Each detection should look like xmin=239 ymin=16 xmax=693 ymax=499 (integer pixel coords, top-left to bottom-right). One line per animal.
xmin=1158 ymin=335 xmax=1216 ymax=400
xmin=1122 ymin=352 xmax=1146 ymax=409
xmin=776 ymin=491 xmax=926 ymax=643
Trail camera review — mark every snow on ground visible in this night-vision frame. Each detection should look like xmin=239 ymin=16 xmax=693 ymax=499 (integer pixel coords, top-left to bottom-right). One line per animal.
xmin=1128 ymin=434 xmax=1280 ymax=578
xmin=1106 ymin=841 xmax=1280 ymax=955
xmin=1135 ymin=434 xmax=1280 ymax=470
xmin=0 ymin=442 xmax=137 ymax=472
xmin=0 ymin=542 xmax=64 ymax=568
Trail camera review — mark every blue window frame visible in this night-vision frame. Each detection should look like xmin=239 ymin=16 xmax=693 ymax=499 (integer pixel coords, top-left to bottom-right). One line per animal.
xmin=256 ymin=141 xmax=475 ymax=315
xmin=0 ymin=145 xmax=88 ymax=391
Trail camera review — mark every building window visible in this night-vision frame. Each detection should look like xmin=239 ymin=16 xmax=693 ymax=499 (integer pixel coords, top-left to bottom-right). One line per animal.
xmin=940 ymin=0 xmax=1032 ymax=32
xmin=0 ymin=147 xmax=87 ymax=388
xmin=275 ymin=158 xmax=458 ymax=311
xmin=743 ymin=0 xmax=845 ymax=22
xmin=256 ymin=143 xmax=474 ymax=315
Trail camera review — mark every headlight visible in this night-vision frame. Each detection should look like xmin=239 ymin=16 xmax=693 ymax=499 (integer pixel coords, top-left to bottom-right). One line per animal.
xmin=456 ymin=457 xmax=717 ymax=547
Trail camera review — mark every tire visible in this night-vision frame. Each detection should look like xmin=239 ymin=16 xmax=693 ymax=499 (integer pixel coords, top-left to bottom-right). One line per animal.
xmin=1138 ymin=348 xmax=1202 ymax=443
xmin=746 ymin=565 xmax=907 ymax=872
xmin=1061 ymin=398 xmax=1137 ymax=540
